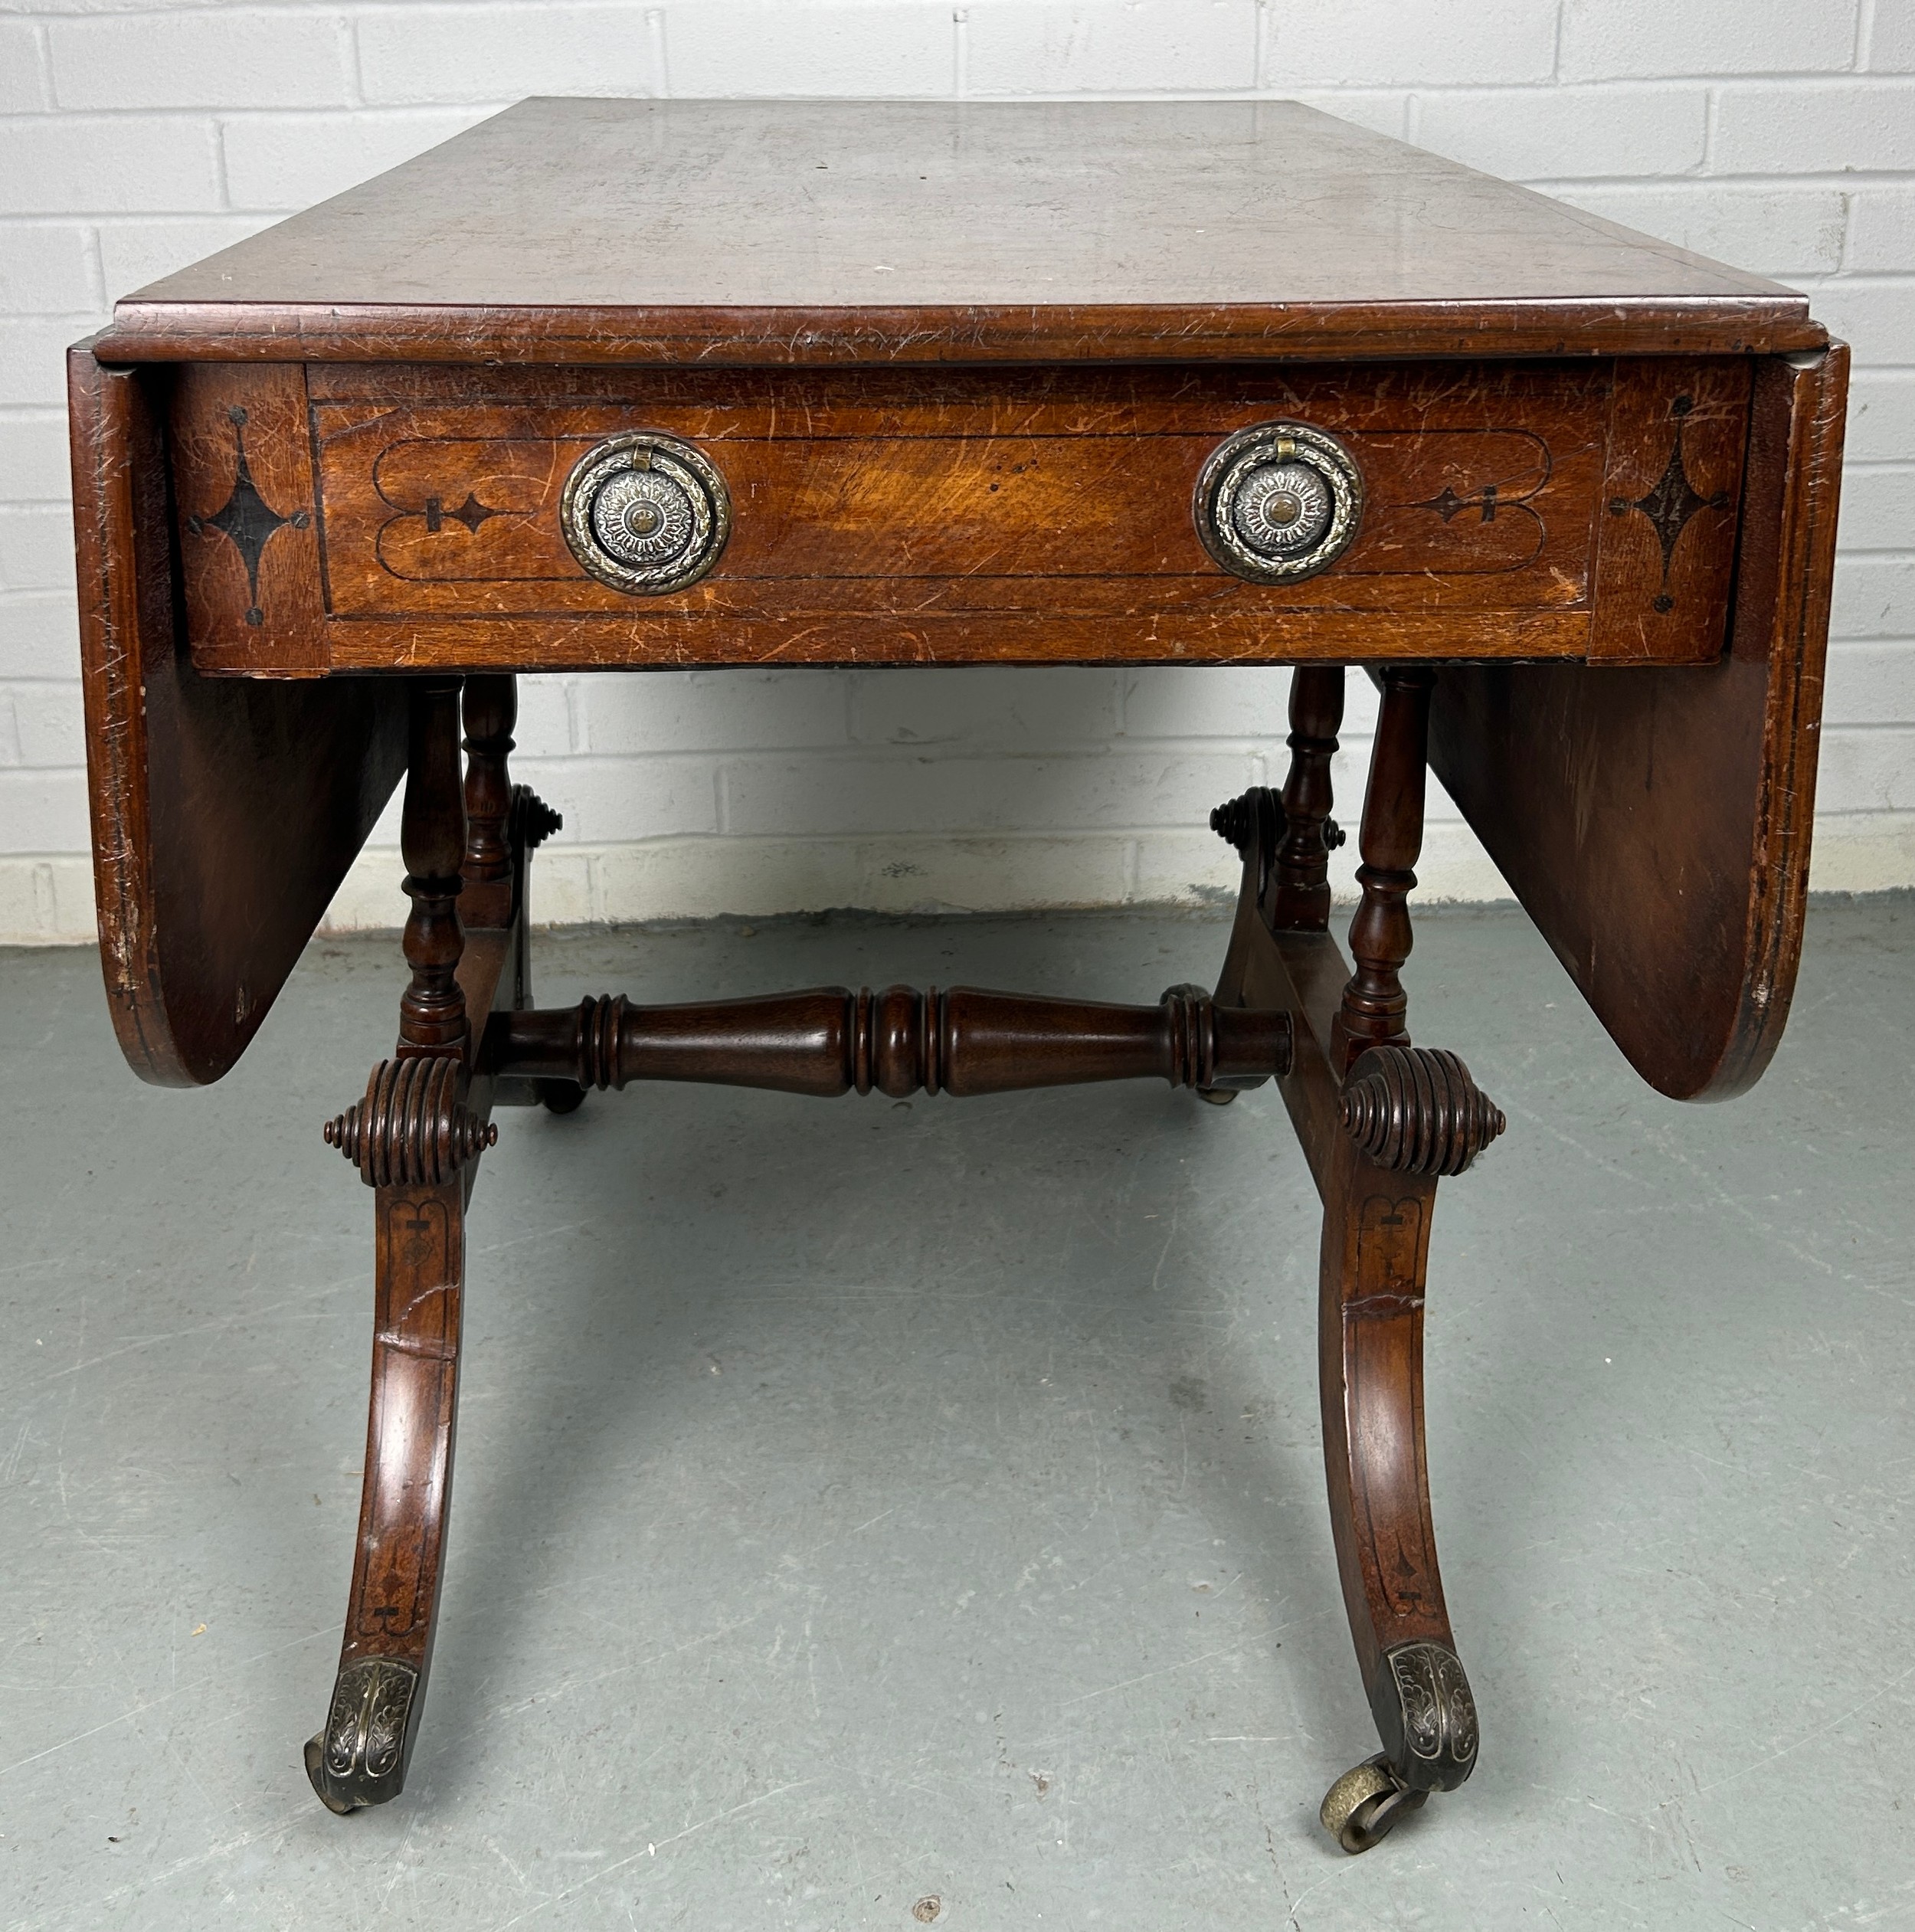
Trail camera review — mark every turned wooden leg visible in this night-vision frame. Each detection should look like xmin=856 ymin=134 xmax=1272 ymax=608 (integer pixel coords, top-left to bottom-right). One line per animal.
xmin=398 ymin=677 xmax=469 ymax=1059
xmin=459 ymin=674 xmax=574 ymax=1112
xmin=1270 ymin=664 xmax=1347 ymax=932
xmin=460 ymin=673 xmax=577 ymax=1113
xmin=1207 ymin=667 xmax=1347 ymax=1061
xmin=461 ymin=675 xmax=517 ymax=932
xmin=1333 ymin=666 xmax=1432 ymax=1074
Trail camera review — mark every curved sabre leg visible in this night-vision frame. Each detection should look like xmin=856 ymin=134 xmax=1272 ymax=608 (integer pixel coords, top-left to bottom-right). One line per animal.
xmin=1316 ymin=1140 xmax=1477 ymax=1852
xmin=1206 ymin=666 xmax=1493 ymax=1851
xmin=1314 ymin=666 xmax=1482 ymax=1852
xmin=309 ymin=678 xmax=476 ymax=1813
xmin=307 ymin=1178 xmax=466 ymax=1812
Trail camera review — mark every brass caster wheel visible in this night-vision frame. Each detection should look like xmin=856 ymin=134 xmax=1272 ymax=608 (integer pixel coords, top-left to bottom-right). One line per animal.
xmin=1319 ymin=1754 xmax=1427 ymax=1854
xmin=536 ymin=1078 xmax=587 ymax=1115
xmin=1196 ymin=1086 xmax=1238 ymax=1105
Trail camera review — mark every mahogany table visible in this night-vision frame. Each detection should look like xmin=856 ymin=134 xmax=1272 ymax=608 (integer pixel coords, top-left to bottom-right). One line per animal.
xmin=68 ymin=98 xmax=1845 ymax=1853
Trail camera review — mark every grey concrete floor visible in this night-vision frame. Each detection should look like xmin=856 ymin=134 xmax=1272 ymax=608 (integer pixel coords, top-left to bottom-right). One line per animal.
xmin=2 ymin=899 xmax=1912 ymax=1931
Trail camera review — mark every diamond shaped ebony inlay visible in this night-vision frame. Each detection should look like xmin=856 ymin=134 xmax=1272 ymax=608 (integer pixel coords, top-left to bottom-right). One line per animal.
xmin=1608 ymin=395 xmax=1730 ymax=615
xmin=186 ymin=407 xmax=308 ymax=627
xmin=424 ymin=493 xmax=503 ymax=535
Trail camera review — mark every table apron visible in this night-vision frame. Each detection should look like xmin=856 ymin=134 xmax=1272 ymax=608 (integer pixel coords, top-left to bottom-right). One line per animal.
xmin=163 ymin=357 xmax=1750 ymax=676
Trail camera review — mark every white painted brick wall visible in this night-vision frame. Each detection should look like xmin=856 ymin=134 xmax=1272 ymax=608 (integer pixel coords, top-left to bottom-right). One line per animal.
xmin=2 ymin=0 xmax=1911 ymax=942
xmin=964 ymin=1 xmax=1259 ymax=93
xmin=47 ymin=12 xmax=356 ymax=109
xmin=1272 ymin=2 xmax=1559 ymax=90
xmin=1557 ymin=0 xmax=1857 ymax=80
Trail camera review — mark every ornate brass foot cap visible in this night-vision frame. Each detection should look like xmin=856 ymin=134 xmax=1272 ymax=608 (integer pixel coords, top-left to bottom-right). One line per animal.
xmin=305 ymin=1655 xmax=420 ymax=1814
xmin=323 ymin=1057 xmax=496 ymax=1187
xmin=1320 ymin=1754 xmax=1428 ymax=1854
xmin=1340 ymin=1045 xmax=1506 ymax=1175
xmin=1369 ymin=1639 xmax=1479 ymax=1793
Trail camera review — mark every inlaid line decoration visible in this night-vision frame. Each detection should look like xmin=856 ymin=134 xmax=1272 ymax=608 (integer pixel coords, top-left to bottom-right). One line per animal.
xmin=368 ymin=438 xmax=532 ymax=583
xmin=1405 ymin=431 xmax=1553 ymax=571
xmin=187 ymin=406 xmax=309 ymax=627
xmin=1609 ymin=394 xmax=1730 ymax=614
xmin=1408 ymin=440 xmax=1551 ymax=526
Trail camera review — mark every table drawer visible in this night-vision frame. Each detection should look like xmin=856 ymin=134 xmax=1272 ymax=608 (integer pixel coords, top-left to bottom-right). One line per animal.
xmin=172 ymin=359 xmax=1750 ymax=673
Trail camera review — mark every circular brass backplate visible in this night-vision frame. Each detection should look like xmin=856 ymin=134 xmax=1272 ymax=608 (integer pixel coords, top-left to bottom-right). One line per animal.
xmin=561 ymin=432 xmax=731 ymax=594
xmin=1194 ymin=421 xmax=1364 ymax=584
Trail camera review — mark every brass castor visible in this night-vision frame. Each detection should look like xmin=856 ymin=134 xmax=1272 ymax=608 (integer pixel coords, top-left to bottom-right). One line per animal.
xmin=1319 ymin=1754 xmax=1428 ymax=1854
xmin=536 ymin=1078 xmax=587 ymax=1115
xmin=1195 ymin=1086 xmax=1238 ymax=1105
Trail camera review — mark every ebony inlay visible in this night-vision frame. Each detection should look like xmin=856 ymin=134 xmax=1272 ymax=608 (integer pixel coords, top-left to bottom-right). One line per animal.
xmin=185 ymin=405 xmax=308 ymax=626
xmin=1609 ymin=395 xmax=1731 ymax=613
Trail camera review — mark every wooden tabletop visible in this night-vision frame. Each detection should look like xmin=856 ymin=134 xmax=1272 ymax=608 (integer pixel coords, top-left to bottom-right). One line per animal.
xmin=102 ymin=97 xmax=1822 ymax=366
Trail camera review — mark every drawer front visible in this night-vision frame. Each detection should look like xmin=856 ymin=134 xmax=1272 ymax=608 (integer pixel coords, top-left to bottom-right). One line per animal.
xmin=172 ymin=360 xmax=1750 ymax=673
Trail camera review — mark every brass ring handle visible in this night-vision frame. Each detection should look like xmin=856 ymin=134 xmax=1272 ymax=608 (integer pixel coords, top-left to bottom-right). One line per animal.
xmin=1194 ymin=421 xmax=1364 ymax=584
xmin=560 ymin=432 xmax=731 ymax=594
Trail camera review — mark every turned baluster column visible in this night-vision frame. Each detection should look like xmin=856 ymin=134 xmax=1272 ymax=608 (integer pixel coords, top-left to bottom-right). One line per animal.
xmin=1333 ymin=666 xmax=1432 ymax=1073
xmin=1270 ymin=664 xmax=1347 ymax=931
xmin=460 ymin=675 xmax=517 ymax=930
xmin=398 ymin=677 xmax=469 ymax=1058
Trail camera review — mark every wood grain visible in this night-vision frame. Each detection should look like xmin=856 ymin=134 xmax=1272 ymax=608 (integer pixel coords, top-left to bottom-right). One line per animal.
xmin=309 ymin=742 xmax=526 ymax=1812
xmin=164 ymin=357 xmax=1746 ymax=673
xmin=491 ymin=984 xmax=1291 ymax=1098
xmin=1334 ymin=669 xmax=1431 ymax=1072
xmin=173 ymin=362 xmax=326 ymax=674
xmin=1214 ymin=756 xmax=1479 ymax=1808
xmin=303 ymin=609 xmax=1596 ymax=671
xmin=68 ymin=342 xmax=407 ymax=1086
xmin=1589 ymin=357 xmax=1750 ymax=663
xmin=99 ymin=99 xmax=1821 ymax=367
xmin=68 ymin=94 xmax=1848 ymax=1840
xmin=1427 ymin=344 xmax=1849 ymax=1100
xmin=313 ymin=364 xmax=1604 ymax=619
xmin=1319 ymin=1142 xmax=1450 ymax=1682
